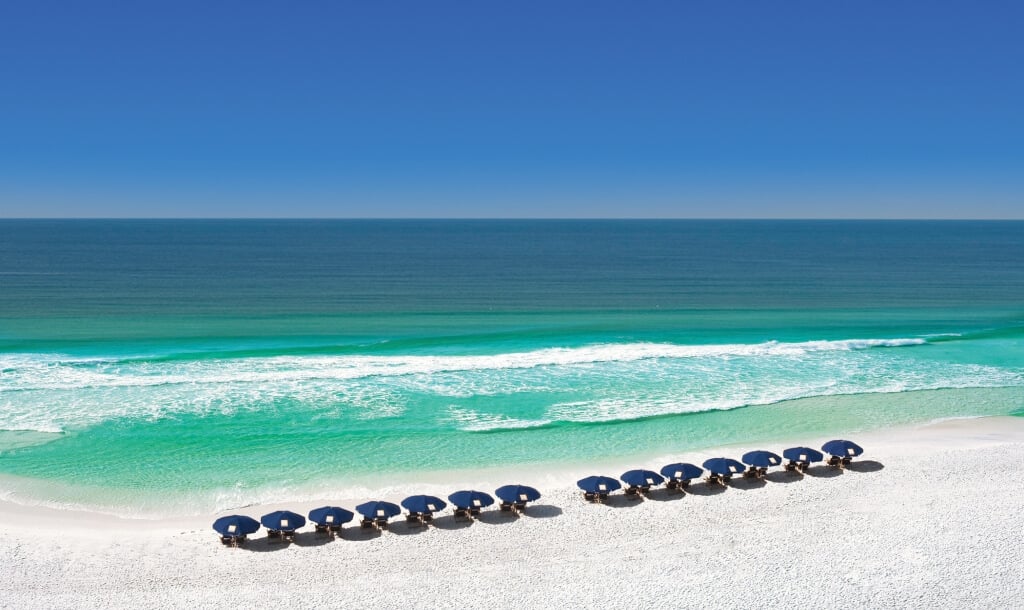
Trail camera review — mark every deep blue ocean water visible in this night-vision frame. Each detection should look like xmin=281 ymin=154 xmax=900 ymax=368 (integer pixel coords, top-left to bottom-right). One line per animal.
xmin=1 ymin=220 xmax=1022 ymax=514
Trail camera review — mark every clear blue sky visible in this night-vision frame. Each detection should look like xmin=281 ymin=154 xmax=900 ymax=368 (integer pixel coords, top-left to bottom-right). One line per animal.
xmin=1 ymin=1 xmax=1021 ymax=218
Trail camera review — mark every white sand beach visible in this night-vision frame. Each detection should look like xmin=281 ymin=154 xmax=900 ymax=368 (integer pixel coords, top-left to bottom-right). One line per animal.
xmin=2 ymin=416 xmax=1023 ymax=609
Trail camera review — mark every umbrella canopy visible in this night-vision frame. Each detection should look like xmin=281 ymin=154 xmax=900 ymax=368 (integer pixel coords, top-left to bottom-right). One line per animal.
xmin=495 ymin=484 xmax=541 ymax=504
xmin=702 ymin=457 xmax=746 ymax=476
xmin=401 ymin=495 xmax=448 ymax=514
xmin=447 ymin=490 xmax=495 ymax=509
xmin=308 ymin=506 xmax=354 ymax=526
xmin=822 ymin=439 xmax=864 ymax=457
xmin=212 ymin=515 xmax=260 ymax=537
xmin=783 ymin=447 xmax=824 ymax=463
xmin=620 ymin=469 xmax=665 ymax=487
xmin=355 ymin=501 xmax=401 ymax=519
xmin=260 ymin=510 xmax=306 ymax=531
xmin=576 ymin=475 xmax=622 ymax=494
xmin=660 ymin=463 xmax=703 ymax=481
xmin=741 ymin=450 xmax=783 ymax=468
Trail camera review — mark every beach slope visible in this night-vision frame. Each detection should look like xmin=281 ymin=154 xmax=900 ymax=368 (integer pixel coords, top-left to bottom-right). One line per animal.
xmin=2 ymin=416 xmax=1023 ymax=609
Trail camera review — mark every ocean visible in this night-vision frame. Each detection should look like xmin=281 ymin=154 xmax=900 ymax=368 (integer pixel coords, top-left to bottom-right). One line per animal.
xmin=1 ymin=219 xmax=1022 ymax=516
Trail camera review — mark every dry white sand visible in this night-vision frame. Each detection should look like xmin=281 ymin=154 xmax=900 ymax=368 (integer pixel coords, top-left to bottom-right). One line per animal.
xmin=2 ymin=416 xmax=1023 ymax=609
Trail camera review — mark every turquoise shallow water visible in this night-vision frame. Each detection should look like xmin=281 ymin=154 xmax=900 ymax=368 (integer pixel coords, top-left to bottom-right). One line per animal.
xmin=0 ymin=220 xmax=1022 ymax=515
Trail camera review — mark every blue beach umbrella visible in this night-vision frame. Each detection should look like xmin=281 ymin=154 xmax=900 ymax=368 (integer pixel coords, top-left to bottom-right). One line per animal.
xmin=783 ymin=447 xmax=824 ymax=463
xmin=401 ymin=495 xmax=448 ymax=514
xmin=260 ymin=510 xmax=306 ymax=532
xmin=212 ymin=515 xmax=260 ymax=537
xmin=355 ymin=501 xmax=402 ymax=520
xmin=822 ymin=439 xmax=864 ymax=457
xmin=620 ymin=469 xmax=666 ymax=487
xmin=495 ymin=484 xmax=541 ymax=504
xmin=702 ymin=458 xmax=746 ymax=476
xmin=448 ymin=490 xmax=495 ymax=509
xmin=576 ymin=476 xmax=622 ymax=494
xmin=308 ymin=506 xmax=354 ymax=526
xmin=660 ymin=463 xmax=703 ymax=481
xmin=741 ymin=450 xmax=783 ymax=468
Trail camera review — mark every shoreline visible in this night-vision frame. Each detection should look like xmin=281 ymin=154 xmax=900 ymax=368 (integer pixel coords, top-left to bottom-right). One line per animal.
xmin=1 ymin=383 xmax=1021 ymax=521
xmin=2 ymin=414 xmax=1021 ymax=534
xmin=2 ymin=414 xmax=1023 ymax=607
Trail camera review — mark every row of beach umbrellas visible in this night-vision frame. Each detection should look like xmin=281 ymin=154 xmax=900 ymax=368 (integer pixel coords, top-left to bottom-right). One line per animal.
xmin=214 ymin=440 xmax=864 ymax=545
xmin=213 ymin=485 xmax=542 ymax=545
xmin=578 ymin=439 xmax=864 ymax=498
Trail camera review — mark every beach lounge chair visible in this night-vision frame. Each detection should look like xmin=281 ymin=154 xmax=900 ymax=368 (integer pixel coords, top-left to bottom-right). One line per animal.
xmin=667 ymin=478 xmax=693 ymax=490
xmin=785 ymin=460 xmax=812 ymax=473
xmin=499 ymin=501 xmax=527 ymax=513
xmin=448 ymin=490 xmax=493 ymax=518
xmin=313 ymin=514 xmax=336 ymax=535
xmin=406 ymin=512 xmax=426 ymax=526
xmin=707 ymin=473 xmax=729 ymax=486
xmin=587 ymin=482 xmax=612 ymax=502
xmin=266 ymin=529 xmax=282 ymax=538
xmin=469 ymin=500 xmax=483 ymax=517
xmin=356 ymin=507 xmax=393 ymax=530
xmin=219 ymin=523 xmax=247 ymax=546
xmin=821 ymin=440 xmax=863 ymax=468
xmin=324 ymin=514 xmax=339 ymax=533
xmin=214 ymin=516 xmax=260 ymax=547
xmin=743 ymin=466 xmax=759 ymax=478
xmin=496 ymin=492 xmax=531 ymax=513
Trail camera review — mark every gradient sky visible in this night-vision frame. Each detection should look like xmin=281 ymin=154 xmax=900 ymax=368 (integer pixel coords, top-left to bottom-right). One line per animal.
xmin=1 ymin=1 xmax=1021 ymax=218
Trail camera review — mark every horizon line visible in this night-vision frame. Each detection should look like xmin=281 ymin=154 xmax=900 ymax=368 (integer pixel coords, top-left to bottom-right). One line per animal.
xmin=1 ymin=217 xmax=1023 ymax=222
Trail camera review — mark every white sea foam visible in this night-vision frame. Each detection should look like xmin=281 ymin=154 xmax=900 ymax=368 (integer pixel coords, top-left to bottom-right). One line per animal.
xmin=0 ymin=338 xmax=926 ymax=391
xmin=446 ymin=406 xmax=552 ymax=432
xmin=0 ymin=336 xmax=1018 ymax=434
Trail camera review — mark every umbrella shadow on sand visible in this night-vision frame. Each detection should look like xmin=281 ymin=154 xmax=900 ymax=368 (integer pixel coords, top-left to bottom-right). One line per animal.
xmin=845 ymin=460 xmax=885 ymax=473
xmin=729 ymin=476 xmax=770 ymax=491
xmin=290 ymin=532 xmax=336 ymax=547
xmin=764 ymin=471 xmax=804 ymax=484
xmin=804 ymin=465 xmax=844 ymax=478
xmin=233 ymin=537 xmax=295 ymax=553
xmin=644 ymin=488 xmax=687 ymax=502
xmin=602 ymin=494 xmax=646 ymax=508
xmin=430 ymin=515 xmax=475 ymax=531
xmin=343 ymin=526 xmax=384 ymax=542
xmin=386 ymin=521 xmax=432 ymax=536
xmin=478 ymin=511 xmax=520 ymax=525
xmin=727 ymin=477 xmax=767 ymax=491
xmin=685 ymin=482 xmax=728 ymax=496
xmin=520 ymin=504 xmax=562 ymax=518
